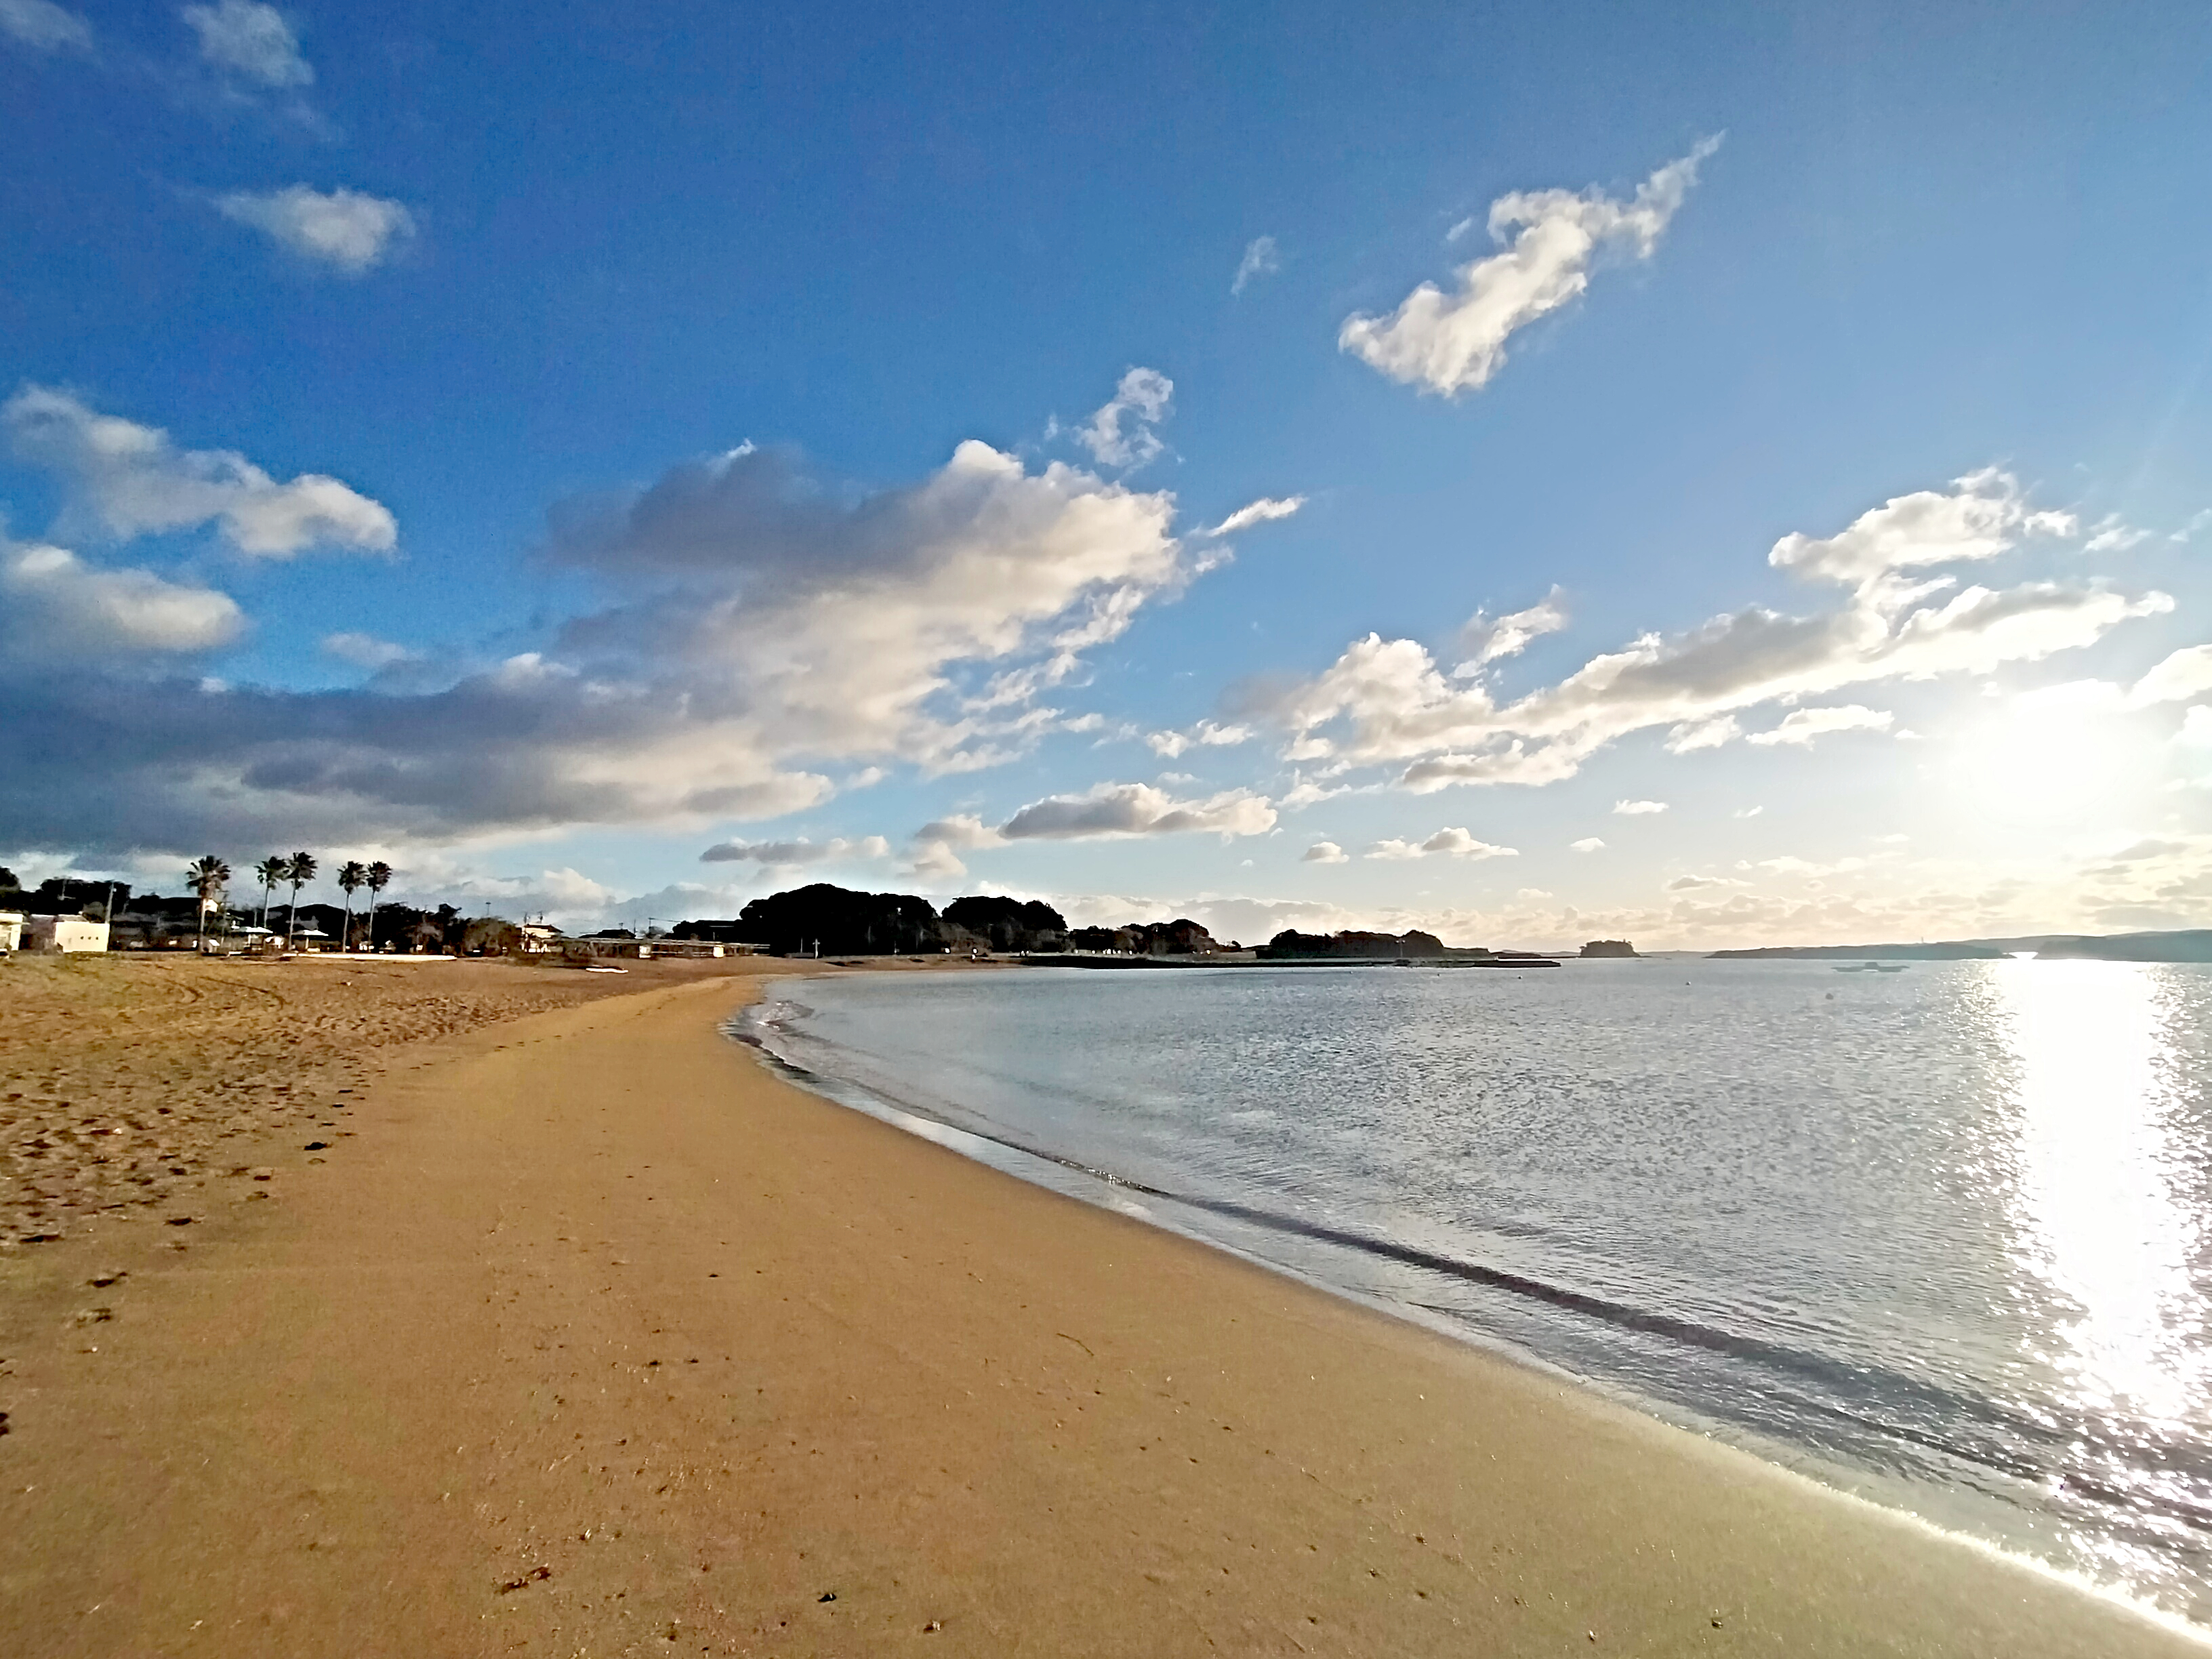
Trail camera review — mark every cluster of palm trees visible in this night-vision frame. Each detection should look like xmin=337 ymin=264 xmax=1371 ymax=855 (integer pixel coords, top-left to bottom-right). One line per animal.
xmin=184 ymin=853 xmax=393 ymax=954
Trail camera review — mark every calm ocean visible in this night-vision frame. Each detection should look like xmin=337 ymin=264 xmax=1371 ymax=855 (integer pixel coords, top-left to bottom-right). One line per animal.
xmin=739 ymin=958 xmax=2212 ymax=1623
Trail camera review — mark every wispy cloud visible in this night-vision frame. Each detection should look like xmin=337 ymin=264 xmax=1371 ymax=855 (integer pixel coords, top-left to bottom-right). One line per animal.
xmin=321 ymin=632 xmax=418 ymax=671
xmin=1614 ymin=799 xmax=1668 ymax=815
xmin=1231 ymin=234 xmax=1280 ymax=296
xmin=2081 ymin=513 xmax=2149 ymax=554
xmin=1146 ymin=719 xmax=1251 ymax=758
xmin=1454 ymin=586 xmax=1568 ymax=672
xmin=183 ymin=0 xmax=310 ymax=88
xmin=1340 ymin=138 xmax=1721 ymax=396
xmin=216 ymin=186 xmax=415 ymax=273
xmin=1072 ymin=367 xmax=1173 ymax=470
xmin=699 ymin=835 xmax=890 ymax=867
xmin=1204 ymin=495 xmax=1304 ymax=537
xmin=0 ymin=0 xmax=91 ymax=52
xmin=1744 ymin=704 xmax=1893 ymax=747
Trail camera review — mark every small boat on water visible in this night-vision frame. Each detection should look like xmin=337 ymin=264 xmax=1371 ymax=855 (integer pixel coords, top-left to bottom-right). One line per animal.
xmin=1832 ymin=960 xmax=1908 ymax=974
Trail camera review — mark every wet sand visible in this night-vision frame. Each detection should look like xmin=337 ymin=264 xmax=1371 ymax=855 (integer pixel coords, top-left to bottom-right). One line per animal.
xmin=1 ymin=962 xmax=2204 ymax=1656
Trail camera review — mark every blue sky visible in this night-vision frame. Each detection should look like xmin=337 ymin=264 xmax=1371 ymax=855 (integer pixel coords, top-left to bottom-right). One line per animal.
xmin=5 ymin=0 xmax=2211 ymax=947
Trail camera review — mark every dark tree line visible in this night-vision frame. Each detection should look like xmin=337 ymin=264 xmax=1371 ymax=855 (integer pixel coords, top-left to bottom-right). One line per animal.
xmin=1260 ymin=929 xmax=1449 ymax=959
xmin=693 ymin=885 xmax=1239 ymax=957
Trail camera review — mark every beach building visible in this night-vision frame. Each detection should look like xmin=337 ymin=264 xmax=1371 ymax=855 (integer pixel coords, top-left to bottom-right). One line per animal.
xmin=26 ymin=916 xmax=110 ymax=953
xmin=650 ymin=939 xmax=727 ymax=959
xmin=565 ymin=936 xmax=656 ymax=961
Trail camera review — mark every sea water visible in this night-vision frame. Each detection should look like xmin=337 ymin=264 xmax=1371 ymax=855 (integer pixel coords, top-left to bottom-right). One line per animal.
xmin=739 ymin=958 xmax=2212 ymax=1623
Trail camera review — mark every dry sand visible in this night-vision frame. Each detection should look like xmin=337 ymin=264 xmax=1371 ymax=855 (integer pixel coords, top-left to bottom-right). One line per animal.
xmin=1 ymin=959 xmax=2205 ymax=1656
xmin=0 ymin=953 xmax=728 ymax=1248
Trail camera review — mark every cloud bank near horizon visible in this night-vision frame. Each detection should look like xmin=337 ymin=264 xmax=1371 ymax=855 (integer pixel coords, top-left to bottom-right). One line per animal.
xmin=1256 ymin=468 xmax=2170 ymax=794
xmin=0 ymin=408 xmax=1311 ymax=856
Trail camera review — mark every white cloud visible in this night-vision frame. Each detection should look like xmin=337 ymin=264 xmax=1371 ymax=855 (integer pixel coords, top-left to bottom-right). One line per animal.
xmin=1420 ymin=826 xmax=1516 ymax=858
xmin=1366 ymin=826 xmax=1516 ymax=860
xmin=1146 ymin=718 xmax=1252 ymax=758
xmin=999 ymin=781 xmax=1275 ymax=840
xmin=216 ymin=186 xmax=415 ymax=273
xmin=2 ymin=539 xmax=244 ymax=657
xmin=912 ymin=813 xmax=1003 ymax=851
xmin=2178 ymin=706 xmax=2212 ymax=750
xmin=2171 ymin=509 xmax=2212 ymax=544
xmin=183 ymin=0 xmax=310 ymax=87
xmin=1073 ymin=367 xmax=1173 ymax=470
xmin=321 ymin=632 xmax=417 ymax=670
xmin=1231 ymin=234 xmax=1279 ymax=296
xmin=1614 ymin=799 xmax=1668 ymax=815
xmin=1454 ymin=586 xmax=1568 ymax=672
xmin=0 ymin=0 xmax=90 ymax=51
xmin=1339 ymin=138 xmax=1720 ymax=396
xmin=1570 ymin=836 xmax=1605 ymax=853
xmin=1767 ymin=466 xmax=2074 ymax=585
xmin=907 ymin=839 xmax=969 ymax=880
xmin=2014 ymin=678 xmax=2125 ymax=714
xmin=1744 ymin=703 xmax=1894 ymax=747
xmin=5 ymin=385 xmax=396 ymax=557
xmin=901 ymin=812 xmax=1005 ymax=879
xmin=1302 ymin=840 xmax=1349 ymax=864
xmin=2128 ymin=644 xmax=2212 ymax=708
xmin=1261 ymin=469 xmax=2169 ymax=795
xmin=1734 ymin=806 xmax=1763 ymax=819
xmin=699 ymin=835 xmax=890 ymax=867
xmin=1204 ymin=495 xmax=1305 ymax=537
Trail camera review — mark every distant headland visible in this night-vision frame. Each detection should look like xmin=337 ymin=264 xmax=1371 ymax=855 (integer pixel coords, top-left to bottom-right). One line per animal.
xmin=1708 ymin=928 xmax=2212 ymax=964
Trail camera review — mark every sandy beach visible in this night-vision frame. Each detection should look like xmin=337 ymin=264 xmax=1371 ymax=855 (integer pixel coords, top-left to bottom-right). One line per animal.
xmin=1 ymin=960 xmax=2204 ymax=1657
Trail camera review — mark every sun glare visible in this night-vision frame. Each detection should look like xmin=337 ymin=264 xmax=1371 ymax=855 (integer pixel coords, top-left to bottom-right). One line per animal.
xmin=1948 ymin=696 xmax=2157 ymax=831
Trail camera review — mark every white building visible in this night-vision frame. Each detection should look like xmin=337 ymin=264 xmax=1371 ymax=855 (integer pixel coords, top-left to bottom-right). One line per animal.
xmin=25 ymin=916 xmax=110 ymax=953
xmin=0 ymin=912 xmax=22 ymax=952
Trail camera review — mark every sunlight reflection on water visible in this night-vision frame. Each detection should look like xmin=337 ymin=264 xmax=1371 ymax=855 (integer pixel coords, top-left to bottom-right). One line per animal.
xmin=2001 ymin=962 xmax=2212 ymax=1591
xmin=2005 ymin=964 xmax=2203 ymax=1421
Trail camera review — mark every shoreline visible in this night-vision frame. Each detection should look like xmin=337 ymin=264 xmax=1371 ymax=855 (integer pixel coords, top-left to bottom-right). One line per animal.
xmin=738 ymin=973 xmax=2212 ymax=1644
xmin=2 ymin=962 xmax=2205 ymax=1655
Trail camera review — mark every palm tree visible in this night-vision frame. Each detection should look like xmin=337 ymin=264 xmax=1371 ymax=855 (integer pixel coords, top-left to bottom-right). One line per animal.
xmin=283 ymin=851 xmax=317 ymax=949
xmin=336 ymin=861 xmax=367 ymax=952
xmin=253 ymin=855 xmax=287 ymax=929
xmin=186 ymin=855 xmax=230 ymax=953
xmin=364 ymin=861 xmax=392 ymax=953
